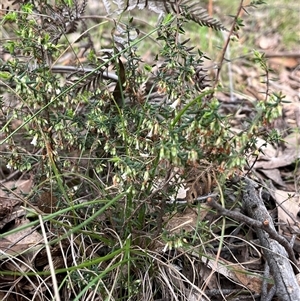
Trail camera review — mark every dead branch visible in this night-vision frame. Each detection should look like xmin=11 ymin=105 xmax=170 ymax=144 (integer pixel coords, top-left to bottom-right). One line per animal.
xmin=265 ymin=51 xmax=300 ymax=58
xmin=242 ymin=178 xmax=300 ymax=301
xmin=207 ymin=177 xmax=300 ymax=301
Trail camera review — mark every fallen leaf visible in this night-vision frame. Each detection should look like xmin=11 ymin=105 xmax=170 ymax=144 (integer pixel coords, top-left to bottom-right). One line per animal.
xmin=0 ymin=178 xmax=33 ymax=197
xmin=258 ymin=34 xmax=280 ymax=50
xmin=253 ymin=147 xmax=299 ymax=169
xmin=200 ymin=255 xmax=264 ymax=293
xmin=0 ymin=238 xmax=31 ymax=259
xmin=269 ymin=57 xmax=299 ymax=69
xmin=258 ymin=169 xmax=285 ymax=187
xmin=5 ymin=218 xmax=43 ymax=246
xmin=164 ymin=205 xmax=210 ymax=234
xmin=274 ymin=189 xmax=300 ymax=235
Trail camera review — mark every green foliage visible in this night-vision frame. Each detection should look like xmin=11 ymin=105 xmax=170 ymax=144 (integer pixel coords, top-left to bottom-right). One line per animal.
xmin=0 ymin=0 xmax=286 ymax=299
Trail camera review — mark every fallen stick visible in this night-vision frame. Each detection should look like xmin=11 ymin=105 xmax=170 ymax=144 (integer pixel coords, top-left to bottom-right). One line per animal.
xmin=242 ymin=178 xmax=300 ymax=301
xmin=207 ymin=177 xmax=300 ymax=301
